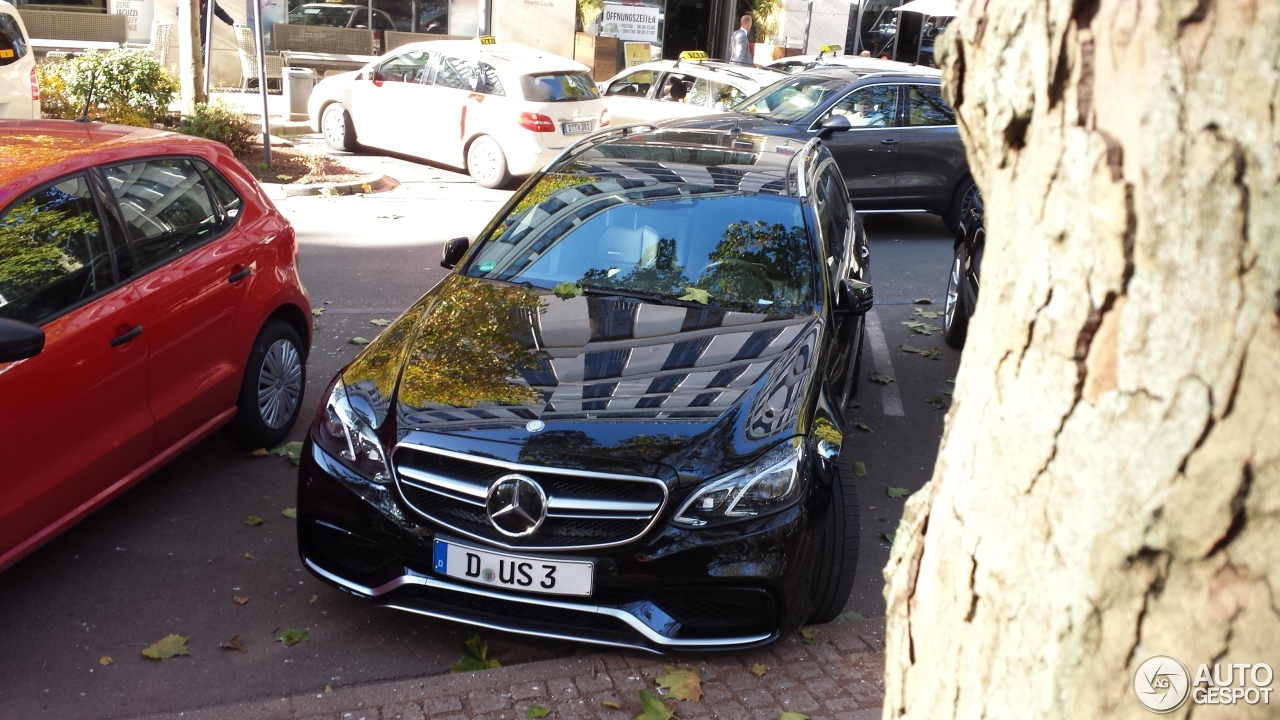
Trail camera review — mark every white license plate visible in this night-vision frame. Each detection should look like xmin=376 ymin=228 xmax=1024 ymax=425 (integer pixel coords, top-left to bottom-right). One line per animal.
xmin=432 ymin=539 xmax=594 ymax=596
xmin=562 ymin=121 xmax=594 ymax=135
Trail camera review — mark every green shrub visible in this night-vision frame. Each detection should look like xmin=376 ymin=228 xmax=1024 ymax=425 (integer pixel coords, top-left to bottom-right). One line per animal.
xmin=38 ymin=50 xmax=178 ymax=126
xmin=179 ymin=102 xmax=257 ymax=155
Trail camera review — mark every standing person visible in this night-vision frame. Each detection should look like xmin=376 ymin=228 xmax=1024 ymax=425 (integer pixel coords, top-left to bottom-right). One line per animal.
xmin=729 ymin=14 xmax=752 ymax=65
xmin=193 ymin=0 xmax=235 ymax=59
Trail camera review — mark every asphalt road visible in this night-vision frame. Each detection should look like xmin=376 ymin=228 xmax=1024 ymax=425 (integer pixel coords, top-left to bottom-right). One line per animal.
xmin=0 ymin=146 xmax=959 ymax=719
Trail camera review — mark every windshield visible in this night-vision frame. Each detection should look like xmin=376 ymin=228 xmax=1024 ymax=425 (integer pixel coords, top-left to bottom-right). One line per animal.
xmin=288 ymin=5 xmax=354 ymax=26
xmin=465 ymin=172 xmax=814 ymax=316
xmin=736 ymin=76 xmax=848 ymax=124
xmin=521 ymin=72 xmax=601 ymax=102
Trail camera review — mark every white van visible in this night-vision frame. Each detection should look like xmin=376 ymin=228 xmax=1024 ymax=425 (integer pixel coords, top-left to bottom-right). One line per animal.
xmin=0 ymin=0 xmax=38 ymax=119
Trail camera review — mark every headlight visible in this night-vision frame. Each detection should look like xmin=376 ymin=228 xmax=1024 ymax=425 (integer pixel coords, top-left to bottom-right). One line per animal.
xmin=672 ymin=438 xmax=804 ymax=528
xmin=315 ymin=380 xmax=392 ymax=483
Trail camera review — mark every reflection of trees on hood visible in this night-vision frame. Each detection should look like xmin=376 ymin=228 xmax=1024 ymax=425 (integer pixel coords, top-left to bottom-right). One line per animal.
xmin=397 ymin=276 xmax=545 ymax=409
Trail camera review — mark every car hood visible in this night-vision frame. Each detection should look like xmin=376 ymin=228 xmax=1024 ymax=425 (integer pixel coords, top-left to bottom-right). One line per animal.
xmin=339 ymin=274 xmax=823 ymax=481
xmin=667 ymin=114 xmax=802 ymax=138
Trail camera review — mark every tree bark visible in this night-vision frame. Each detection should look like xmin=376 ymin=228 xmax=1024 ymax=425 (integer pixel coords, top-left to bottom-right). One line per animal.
xmin=882 ymin=0 xmax=1279 ymax=718
xmin=177 ymin=0 xmax=206 ymax=114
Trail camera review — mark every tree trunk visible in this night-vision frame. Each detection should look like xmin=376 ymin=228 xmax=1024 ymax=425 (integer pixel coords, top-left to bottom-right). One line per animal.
xmin=177 ymin=0 xmax=206 ymax=114
xmin=882 ymin=0 xmax=1279 ymax=718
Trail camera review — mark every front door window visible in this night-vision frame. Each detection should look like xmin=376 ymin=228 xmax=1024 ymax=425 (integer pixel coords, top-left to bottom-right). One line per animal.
xmin=822 ymin=84 xmax=899 ymax=128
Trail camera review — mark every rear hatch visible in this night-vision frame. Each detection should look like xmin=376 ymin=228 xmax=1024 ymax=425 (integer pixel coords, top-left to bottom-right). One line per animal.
xmin=0 ymin=8 xmax=35 ymax=118
xmin=519 ymin=70 xmax=604 ymax=150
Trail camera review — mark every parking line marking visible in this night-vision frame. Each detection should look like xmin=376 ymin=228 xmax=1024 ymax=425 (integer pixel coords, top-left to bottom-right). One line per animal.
xmin=865 ymin=310 xmax=905 ymax=417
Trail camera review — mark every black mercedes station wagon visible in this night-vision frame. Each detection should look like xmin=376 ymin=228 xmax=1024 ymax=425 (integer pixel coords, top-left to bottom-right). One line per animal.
xmin=297 ymin=126 xmax=874 ymax=651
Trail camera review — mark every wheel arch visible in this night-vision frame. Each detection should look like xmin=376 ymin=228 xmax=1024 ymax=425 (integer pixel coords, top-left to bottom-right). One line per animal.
xmin=267 ymin=303 xmax=312 ymax=359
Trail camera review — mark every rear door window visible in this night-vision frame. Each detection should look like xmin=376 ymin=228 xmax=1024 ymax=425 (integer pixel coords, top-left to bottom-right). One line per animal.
xmin=434 ymin=54 xmax=480 ymax=91
xmin=0 ymin=176 xmax=115 ymax=325
xmin=0 ymin=13 xmax=28 ymax=66
xmin=103 ymin=158 xmax=222 ymax=273
xmin=194 ymin=160 xmax=244 ymax=226
xmin=604 ymin=70 xmax=652 ymax=97
xmin=521 ymin=72 xmax=600 ymax=102
xmin=905 ymin=84 xmax=955 ymax=126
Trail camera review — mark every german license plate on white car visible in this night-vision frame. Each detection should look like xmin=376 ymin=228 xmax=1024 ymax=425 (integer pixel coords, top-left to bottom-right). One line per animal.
xmin=432 ymin=539 xmax=594 ymax=596
xmin=562 ymin=121 xmax=594 ymax=135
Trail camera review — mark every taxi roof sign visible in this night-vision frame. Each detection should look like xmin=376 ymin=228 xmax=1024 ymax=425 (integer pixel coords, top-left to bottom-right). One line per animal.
xmin=478 ymin=35 xmax=497 ymax=45
xmin=819 ymin=44 xmax=842 ymax=55
xmin=678 ymin=50 xmax=709 ymax=62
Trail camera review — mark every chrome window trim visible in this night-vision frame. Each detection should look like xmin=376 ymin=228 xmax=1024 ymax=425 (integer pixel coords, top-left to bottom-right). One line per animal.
xmin=391 ymin=442 xmax=670 ymax=552
xmin=305 ymin=559 xmax=773 ymax=651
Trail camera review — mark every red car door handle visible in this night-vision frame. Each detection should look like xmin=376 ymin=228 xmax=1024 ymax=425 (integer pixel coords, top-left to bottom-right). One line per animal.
xmin=110 ymin=325 xmax=143 ymax=347
xmin=228 ymin=266 xmax=252 ymax=283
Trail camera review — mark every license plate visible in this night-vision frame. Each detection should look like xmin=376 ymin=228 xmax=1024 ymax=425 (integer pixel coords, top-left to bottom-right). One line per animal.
xmin=562 ymin=121 xmax=594 ymax=135
xmin=432 ymin=539 xmax=593 ymax=596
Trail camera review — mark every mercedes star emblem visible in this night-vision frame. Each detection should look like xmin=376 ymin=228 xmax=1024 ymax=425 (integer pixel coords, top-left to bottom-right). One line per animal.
xmin=525 ymin=419 xmax=545 ymax=433
xmin=485 ymin=474 xmax=548 ymax=537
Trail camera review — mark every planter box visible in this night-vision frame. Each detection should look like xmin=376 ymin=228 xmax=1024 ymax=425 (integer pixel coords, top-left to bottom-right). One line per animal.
xmin=574 ymin=33 xmax=618 ymax=81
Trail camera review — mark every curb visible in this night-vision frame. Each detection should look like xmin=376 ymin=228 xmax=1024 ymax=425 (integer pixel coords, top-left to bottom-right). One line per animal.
xmin=282 ymin=174 xmax=400 ymax=197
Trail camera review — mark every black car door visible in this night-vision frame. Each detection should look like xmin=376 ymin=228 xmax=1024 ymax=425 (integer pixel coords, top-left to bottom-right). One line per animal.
xmin=894 ymin=83 xmax=968 ymax=212
xmin=811 ymin=82 xmax=902 ymax=209
xmin=808 ymin=156 xmax=860 ymax=407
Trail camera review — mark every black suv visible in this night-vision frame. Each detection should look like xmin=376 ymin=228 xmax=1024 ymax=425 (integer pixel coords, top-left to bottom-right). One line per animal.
xmin=297 ymin=126 xmax=872 ymax=651
xmin=678 ymin=68 xmax=977 ymax=232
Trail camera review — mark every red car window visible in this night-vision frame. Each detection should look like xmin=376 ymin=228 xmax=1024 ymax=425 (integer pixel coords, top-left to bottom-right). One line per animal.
xmin=102 ymin=158 xmax=222 ymax=272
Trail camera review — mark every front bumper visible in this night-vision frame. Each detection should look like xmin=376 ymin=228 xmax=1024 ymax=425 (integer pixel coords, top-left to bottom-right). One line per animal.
xmin=297 ymin=439 xmax=820 ymax=652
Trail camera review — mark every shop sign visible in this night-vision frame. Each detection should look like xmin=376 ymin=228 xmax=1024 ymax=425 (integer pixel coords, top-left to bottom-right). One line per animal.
xmin=600 ymin=3 xmax=659 ymax=42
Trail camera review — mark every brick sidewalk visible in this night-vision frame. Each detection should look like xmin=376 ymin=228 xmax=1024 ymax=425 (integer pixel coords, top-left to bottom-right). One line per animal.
xmin=144 ymin=619 xmax=885 ymax=720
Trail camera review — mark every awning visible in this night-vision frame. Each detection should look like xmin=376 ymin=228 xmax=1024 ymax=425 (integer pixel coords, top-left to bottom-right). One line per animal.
xmin=895 ymin=0 xmax=958 ymax=17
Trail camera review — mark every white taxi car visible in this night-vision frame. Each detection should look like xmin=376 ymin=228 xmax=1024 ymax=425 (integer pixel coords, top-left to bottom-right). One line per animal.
xmin=598 ymin=51 xmax=786 ymax=125
xmin=308 ymin=38 xmax=606 ymax=187
xmin=765 ymin=44 xmax=940 ymax=76
xmin=0 ymin=0 xmax=38 ymax=119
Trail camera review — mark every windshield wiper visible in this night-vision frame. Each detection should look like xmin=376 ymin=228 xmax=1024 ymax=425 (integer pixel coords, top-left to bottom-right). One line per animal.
xmin=578 ymin=285 xmax=732 ymax=311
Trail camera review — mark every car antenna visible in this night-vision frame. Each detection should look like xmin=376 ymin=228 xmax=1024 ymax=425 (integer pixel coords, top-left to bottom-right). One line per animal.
xmin=75 ymin=69 xmax=96 ymax=123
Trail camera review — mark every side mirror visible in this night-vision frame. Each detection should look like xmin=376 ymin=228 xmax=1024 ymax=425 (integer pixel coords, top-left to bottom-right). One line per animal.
xmin=441 ymin=237 xmax=470 ymax=269
xmin=838 ymin=278 xmax=873 ymax=315
xmin=816 ymin=114 xmax=851 ymax=140
xmin=0 ymin=318 xmax=45 ymax=363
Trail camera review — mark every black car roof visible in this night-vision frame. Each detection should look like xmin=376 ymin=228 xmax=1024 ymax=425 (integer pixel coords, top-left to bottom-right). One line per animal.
xmin=551 ymin=127 xmax=813 ymax=198
xmin=801 ymin=67 xmax=943 ymax=83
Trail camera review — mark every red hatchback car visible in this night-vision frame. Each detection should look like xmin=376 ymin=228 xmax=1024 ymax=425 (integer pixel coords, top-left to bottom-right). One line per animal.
xmin=0 ymin=121 xmax=311 ymax=571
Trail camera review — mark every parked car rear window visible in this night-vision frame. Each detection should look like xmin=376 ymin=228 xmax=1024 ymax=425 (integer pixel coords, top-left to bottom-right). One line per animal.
xmin=521 ymin=72 xmax=600 ymax=102
xmin=0 ymin=14 xmax=28 ymax=66
xmin=104 ymin=158 xmax=221 ymax=271
xmin=0 ymin=176 xmax=114 ymax=325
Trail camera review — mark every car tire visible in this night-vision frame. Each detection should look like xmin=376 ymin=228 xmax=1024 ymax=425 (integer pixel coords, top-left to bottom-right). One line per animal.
xmin=467 ymin=135 xmax=511 ymax=188
xmin=226 ymin=319 xmax=307 ymax=449
xmin=322 ymin=103 xmax=358 ymax=152
xmin=808 ymin=461 xmax=860 ymax=624
xmin=942 ymin=177 xmax=979 ymax=234
xmin=944 ymin=242 xmax=969 ymax=349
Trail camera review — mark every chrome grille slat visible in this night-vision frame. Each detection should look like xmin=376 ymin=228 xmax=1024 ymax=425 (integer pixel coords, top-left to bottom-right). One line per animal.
xmin=392 ymin=443 xmax=668 ymax=551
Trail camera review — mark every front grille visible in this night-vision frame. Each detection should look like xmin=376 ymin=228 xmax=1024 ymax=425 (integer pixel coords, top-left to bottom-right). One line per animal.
xmin=392 ymin=445 xmax=667 ymax=550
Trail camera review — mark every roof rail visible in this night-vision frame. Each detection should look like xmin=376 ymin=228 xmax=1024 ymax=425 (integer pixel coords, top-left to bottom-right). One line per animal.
xmin=544 ymin=123 xmax=661 ymax=169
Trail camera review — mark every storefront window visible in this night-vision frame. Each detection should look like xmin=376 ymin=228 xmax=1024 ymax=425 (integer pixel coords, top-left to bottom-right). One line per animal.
xmin=845 ymin=0 xmax=946 ymax=66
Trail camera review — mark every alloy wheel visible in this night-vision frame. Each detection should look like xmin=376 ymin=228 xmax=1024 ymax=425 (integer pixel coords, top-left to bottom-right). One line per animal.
xmin=469 ymin=140 xmax=500 ymax=185
xmin=323 ymin=109 xmax=346 ymax=149
xmin=945 ymin=252 xmax=962 ymax=330
xmin=257 ymin=339 xmax=303 ymax=430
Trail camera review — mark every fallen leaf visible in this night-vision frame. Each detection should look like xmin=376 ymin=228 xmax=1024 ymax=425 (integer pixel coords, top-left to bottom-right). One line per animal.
xmin=376 ymin=214 xmax=402 ymax=219
xmin=868 ymin=505 xmax=876 ymax=510
xmin=552 ymin=281 xmax=581 ymax=300
xmin=926 ymin=396 xmax=946 ymax=409
xmin=249 ymin=448 xmax=270 ymax=458
xmin=361 ymin=182 xmax=373 ymax=194
xmin=324 ymin=300 xmax=333 ymax=305
xmin=854 ymin=422 xmax=872 ymax=433
xmin=940 ymin=387 xmax=953 ymax=396
xmin=277 ymin=629 xmax=309 ymax=646
xmin=270 ymin=442 xmax=304 ymax=466
xmin=601 ymin=700 xmax=622 ymax=709
xmin=780 ymin=712 xmax=810 ymax=720
xmin=886 ymin=487 xmax=910 ymax=498
xmin=282 ymin=508 xmax=298 ymax=519
xmin=233 ymin=596 xmax=249 ymax=605
xmin=369 ymin=319 xmax=390 ymax=326
xmin=309 ymin=594 xmax=319 ymax=603
xmin=678 ymin=287 xmax=711 ymax=304
xmin=914 ymin=298 xmax=932 ymax=304
xmin=99 ymin=656 xmax=112 ymax=666
xmin=634 ymin=690 xmax=674 ymax=720
xmin=349 ymin=336 xmax=370 ymax=345
xmin=834 ymin=610 xmax=864 ymax=622
xmin=946 ymin=378 xmax=956 ymax=383
xmin=142 ymin=634 xmax=189 ymax=660
xmin=900 ymin=345 xmax=926 ymax=355
xmin=924 ymin=348 xmax=944 ymax=360
xmin=655 ymin=665 xmax=702 ymax=702
xmin=527 ymin=705 xmax=550 ymax=718
xmin=869 ymin=372 xmax=894 ymax=384
xmin=913 ymin=308 xmax=941 ymax=319
xmin=220 ymin=634 xmax=246 ymax=652
xmin=243 ymin=552 xmax=254 ymax=560
xmin=799 ymin=627 xmax=820 ymax=645
xmin=882 ymin=532 xmax=896 ymax=544
xmin=854 ymin=461 xmax=867 ymax=477
xmin=245 ymin=515 xmax=263 ymax=527
xmin=324 ymin=684 xmax=334 ymax=692
xmin=276 ymin=174 xmax=293 ymax=181
xmin=453 ymin=635 xmax=501 ymax=672
xmin=311 ymin=307 xmax=325 ymax=317
xmin=750 ymin=663 xmax=767 ymax=677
